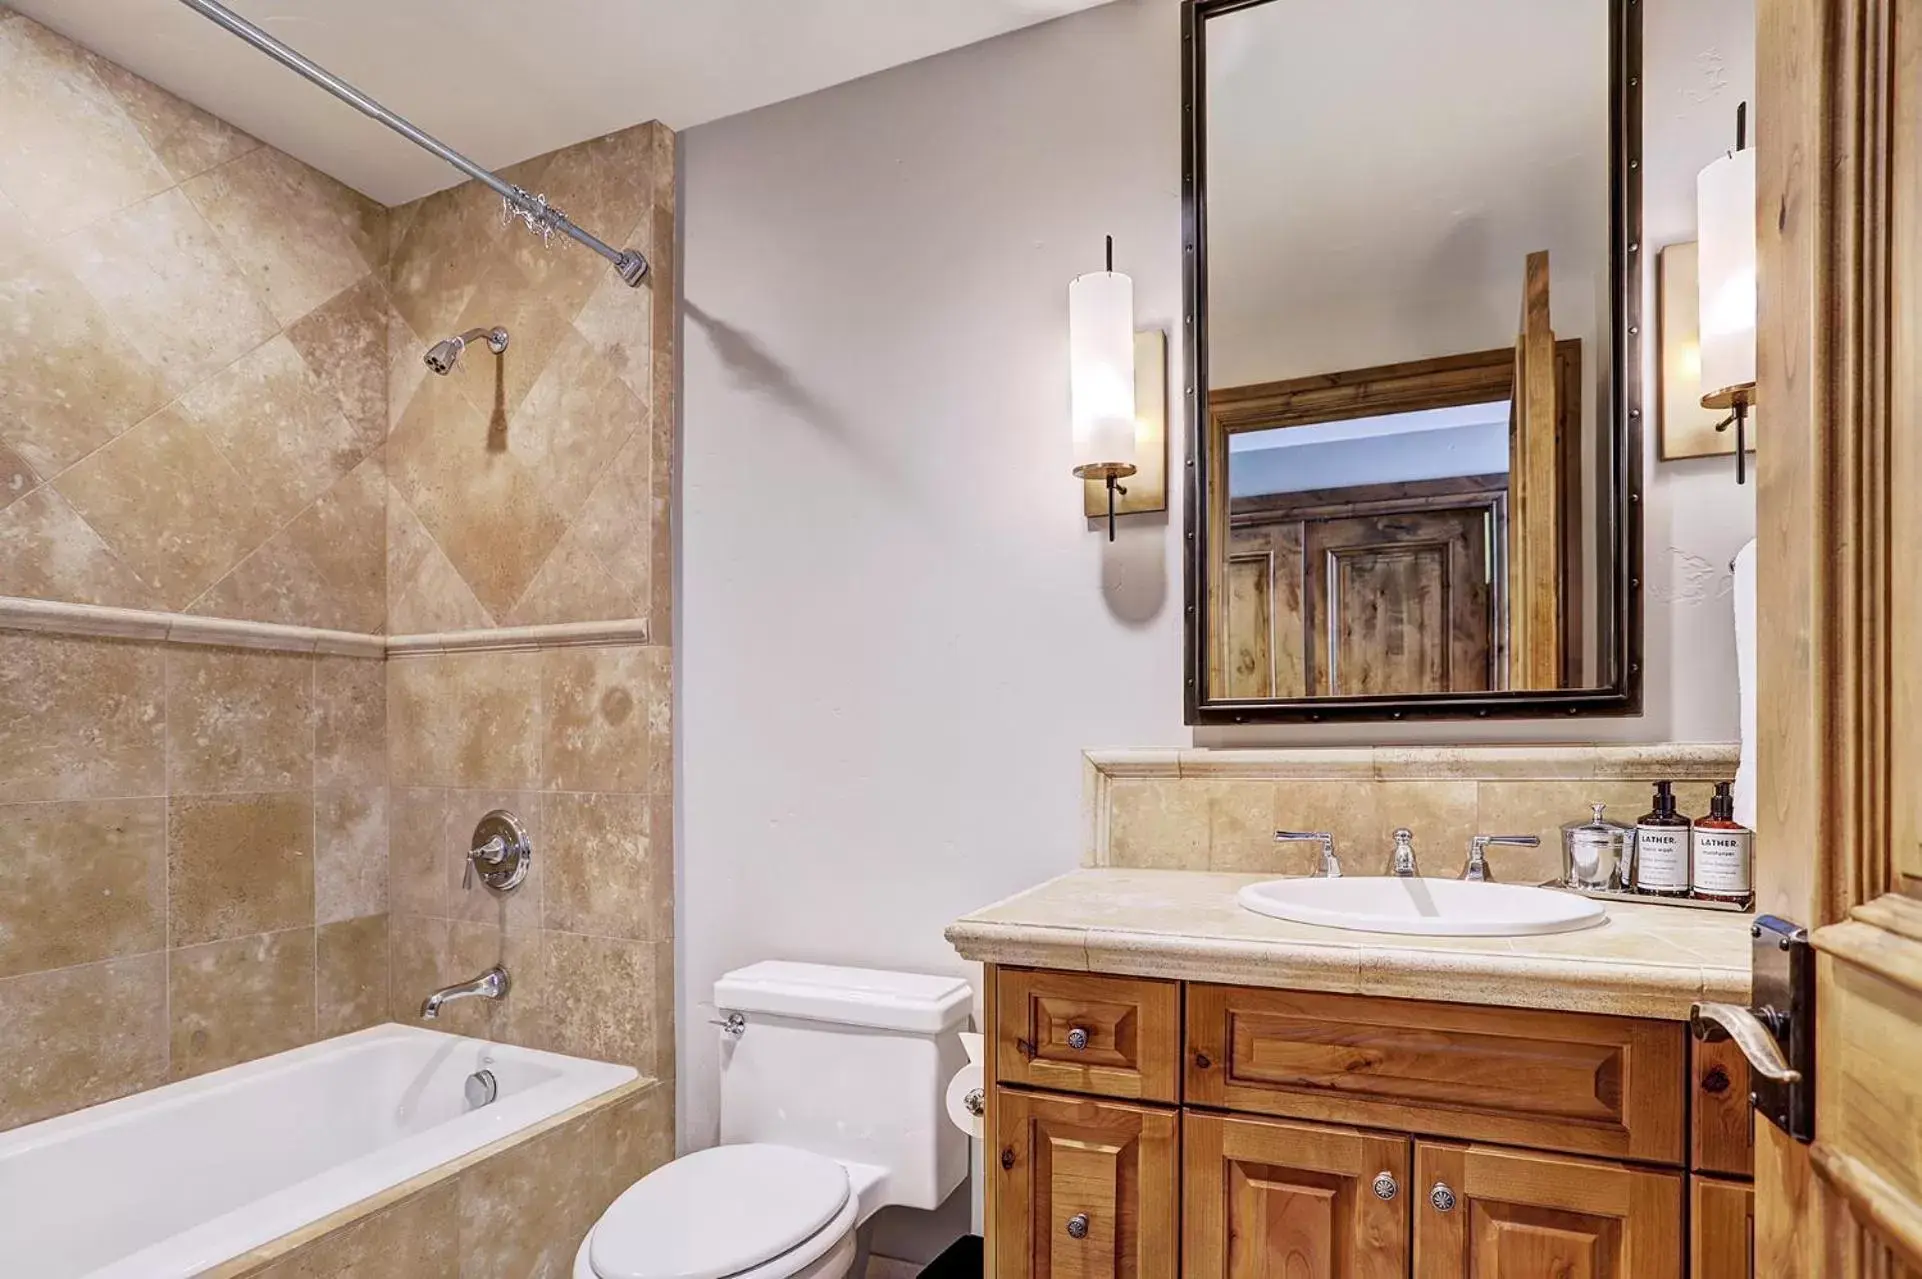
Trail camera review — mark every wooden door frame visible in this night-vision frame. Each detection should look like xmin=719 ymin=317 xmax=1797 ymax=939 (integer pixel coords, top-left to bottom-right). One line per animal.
xmin=1757 ymin=0 xmax=1922 ymax=1272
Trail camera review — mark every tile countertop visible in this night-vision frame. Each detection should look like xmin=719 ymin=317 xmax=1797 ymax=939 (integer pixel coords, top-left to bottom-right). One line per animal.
xmin=944 ymin=869 xmax=1753 ymax=1021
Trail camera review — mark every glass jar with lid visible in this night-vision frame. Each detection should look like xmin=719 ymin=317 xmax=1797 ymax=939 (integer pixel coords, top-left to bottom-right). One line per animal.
xmin=1561 ymin=802 xmax=1633 ymax=891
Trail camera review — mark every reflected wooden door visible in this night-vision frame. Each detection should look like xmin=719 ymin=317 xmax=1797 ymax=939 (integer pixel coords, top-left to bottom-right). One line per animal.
xmin=1184 ymin=1112 xmax=1408 ymax=1279
xmin=1412 ymin=1142 xmax=1683 ymax=1278
xmin=1305 ymin=507 xmax=1493 ymax=696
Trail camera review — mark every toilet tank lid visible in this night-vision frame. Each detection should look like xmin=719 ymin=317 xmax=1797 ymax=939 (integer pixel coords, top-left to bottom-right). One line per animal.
xmin=715 ymin=962 xmax=972 ymax=1034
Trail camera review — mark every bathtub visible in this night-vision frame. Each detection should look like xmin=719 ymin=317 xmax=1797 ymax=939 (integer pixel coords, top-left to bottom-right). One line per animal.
xmin=0 ymin=1025 xmax=637 ymax=1278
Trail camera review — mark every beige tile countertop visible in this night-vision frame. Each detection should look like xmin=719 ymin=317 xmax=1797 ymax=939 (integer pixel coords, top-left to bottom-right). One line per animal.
xmin=944 ymin=869 xmax=1753 ymax=1021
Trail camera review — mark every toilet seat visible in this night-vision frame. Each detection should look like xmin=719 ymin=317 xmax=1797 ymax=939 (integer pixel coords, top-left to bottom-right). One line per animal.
xmin=579 ymin=1144 xmax=857 ymax=1279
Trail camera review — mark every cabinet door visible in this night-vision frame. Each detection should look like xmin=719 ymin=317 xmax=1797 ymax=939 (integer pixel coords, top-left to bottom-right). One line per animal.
xmin=1184 ymin=1112 xmax=1408 ymax=1279
xmin=993 ymin=1088 xmax=1178 ymax=1279
xmin=1413 ymin=1142 xmax=1683 ymax=1279
xmin=1690 ymin=1176 xmax=1754 ymax=1279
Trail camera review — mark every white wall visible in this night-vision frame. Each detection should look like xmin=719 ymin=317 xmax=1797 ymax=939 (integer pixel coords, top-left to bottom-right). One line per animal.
xmin=678 ymin=0 xmax=1755 ymax=1251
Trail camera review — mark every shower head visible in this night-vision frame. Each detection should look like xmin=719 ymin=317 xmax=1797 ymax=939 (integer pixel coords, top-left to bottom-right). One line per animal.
xmin=424 ymin=327 xmax=509 ymax=375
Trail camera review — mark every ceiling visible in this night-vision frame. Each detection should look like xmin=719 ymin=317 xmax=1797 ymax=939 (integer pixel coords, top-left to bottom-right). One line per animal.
xmin=11 ymin=0 xmax=1112 ymax=205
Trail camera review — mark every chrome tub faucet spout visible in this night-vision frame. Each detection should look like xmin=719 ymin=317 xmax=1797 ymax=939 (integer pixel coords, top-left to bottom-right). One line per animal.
xmin=420 ymin=965 xmax=510 ymax=1020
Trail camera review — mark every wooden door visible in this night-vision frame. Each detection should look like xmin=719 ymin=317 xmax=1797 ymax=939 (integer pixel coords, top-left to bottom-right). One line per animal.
xmin=993 ymin=1088 xmax=1178 ymax=1279
xmin=1304 ymin=506 xmax=1493 ymax=695
xmin=1183 ymin=1112 xmax=1408 ymax=1279
xmin=1757 ymin=0 xmax=1922 ymax=1273
xmin=1411 ymin=1142 xmax=1683 ymax=1279
xmin=1222 ymin=519 xmax=1306 ymax=699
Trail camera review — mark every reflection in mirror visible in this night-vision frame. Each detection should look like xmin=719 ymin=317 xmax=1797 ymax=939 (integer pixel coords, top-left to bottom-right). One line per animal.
xmin=1187 ymin=0 xmax=1638 ymax=719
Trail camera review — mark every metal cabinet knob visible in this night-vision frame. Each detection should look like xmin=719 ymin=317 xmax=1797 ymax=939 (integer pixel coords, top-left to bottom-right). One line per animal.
xmin=1066 ymin=1027 xmax=1090 ymax=1051
xmin=1372 ymin=1172 xmax=1398 ymax=1201
xmin=1065 ymin=1213 xmax=1090 ymax=1239
xmin=1430 ymin=1183 xmax=1457 ymax=1213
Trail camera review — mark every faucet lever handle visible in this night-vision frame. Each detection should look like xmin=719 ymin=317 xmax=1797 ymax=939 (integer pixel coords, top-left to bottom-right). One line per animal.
xmin=1275 ymin=831 xmax=1341 ymax=878
xmin=1462 ymin=834 xmax=1542 ymax=882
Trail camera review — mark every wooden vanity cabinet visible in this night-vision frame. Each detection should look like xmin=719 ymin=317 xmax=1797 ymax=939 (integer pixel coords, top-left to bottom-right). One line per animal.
xmin=988 ymin=966 xmax=1751 ymax=1278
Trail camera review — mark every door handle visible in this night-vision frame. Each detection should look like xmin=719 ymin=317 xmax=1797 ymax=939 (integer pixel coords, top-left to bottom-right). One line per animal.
xmin=1689 ymin=1001 xmax=1800 ymax=1083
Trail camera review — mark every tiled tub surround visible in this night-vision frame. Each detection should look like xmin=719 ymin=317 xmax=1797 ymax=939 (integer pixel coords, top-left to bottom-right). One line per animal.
xmin=0 ymin=630 xmax=389 ymax=1130
xmin=1087 ymin=745 xmax=1741 ymax=884
xmin=0 ymin=9 xmax=680 ymax=1147
xmin=0 ymin=1024 xmax=666 ymax=1278
xmin=945 ymin=868 xmax=1752 ymax=1020
xmin=385 ymin=642 xmax=675 ymax=1083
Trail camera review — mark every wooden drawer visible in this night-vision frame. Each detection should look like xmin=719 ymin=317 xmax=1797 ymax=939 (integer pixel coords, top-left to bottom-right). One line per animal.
xmin=993 ymin=1088 xmax=1178 ymax=1279
xmin=1691 ymin=1036 xmax=1755 ymax=1176
xmin=995 ymin=969 xmax=1180 ymax=1103
xmin=1185 ymin=985 xmax=1687 ymax=1165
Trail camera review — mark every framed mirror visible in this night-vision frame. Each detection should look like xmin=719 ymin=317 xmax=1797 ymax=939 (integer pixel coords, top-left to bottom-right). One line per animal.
xmin=1181 ymin=0 xmax=1642 ymax=724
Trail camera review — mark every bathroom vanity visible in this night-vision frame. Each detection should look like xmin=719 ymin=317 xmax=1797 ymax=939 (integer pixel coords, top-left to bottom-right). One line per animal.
xmin=948 ymin=870 xmax=1756 ymax=1279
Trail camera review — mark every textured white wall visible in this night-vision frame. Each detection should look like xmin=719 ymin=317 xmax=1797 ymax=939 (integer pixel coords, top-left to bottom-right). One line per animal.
xmin=677 ymin=0 xmax=1755 ymax=1254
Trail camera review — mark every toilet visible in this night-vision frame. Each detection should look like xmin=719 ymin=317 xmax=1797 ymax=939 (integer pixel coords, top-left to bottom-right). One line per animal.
xmin=576 ymin=961 xmax=973 ymax=1279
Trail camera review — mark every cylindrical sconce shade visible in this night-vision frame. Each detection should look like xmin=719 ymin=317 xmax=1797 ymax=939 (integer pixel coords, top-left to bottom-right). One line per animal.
xmin=1696 ymin=147 xmax=1757 ymax=395
xmin=1069 ymin=270 xmax=1137 ymax=473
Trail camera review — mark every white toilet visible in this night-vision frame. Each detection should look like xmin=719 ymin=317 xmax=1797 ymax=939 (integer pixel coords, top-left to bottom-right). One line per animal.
xmin=575 ymin=961 xmax=973 ymax=1279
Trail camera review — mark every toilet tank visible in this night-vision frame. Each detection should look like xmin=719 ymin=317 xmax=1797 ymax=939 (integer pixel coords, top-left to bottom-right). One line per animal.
xmin=714 ymin=962 xmax=972 ymax=1212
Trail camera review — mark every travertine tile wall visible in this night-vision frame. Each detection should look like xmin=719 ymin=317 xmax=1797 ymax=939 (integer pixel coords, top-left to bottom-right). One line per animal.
xmin=1091 ymin=746 xmax=1741 ymax=885
xmin=0 ymin=13 xmax=391 ymax=630
xmin=0 ymin=632 xmax=388 ymax=1129
xmin=382 ymin=121 xmax=673 ymax=636
xmin=0 ymin=13 xmax=394 ymax=1132
xmin=385 ymin=644 xmax=674 ymax=1082
xmin=377 ymin=118 xmax=676 ymax=1082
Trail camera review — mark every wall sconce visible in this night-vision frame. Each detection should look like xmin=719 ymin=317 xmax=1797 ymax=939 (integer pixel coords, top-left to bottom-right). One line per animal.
xmin=1071 ymin=237 xmax=1138 ymax=540
xmin=1696 ymin=102 xmax=1757 ymax=484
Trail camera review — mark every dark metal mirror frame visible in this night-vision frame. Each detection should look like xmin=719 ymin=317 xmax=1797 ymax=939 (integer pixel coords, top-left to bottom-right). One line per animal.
xmin=1180 ymin=0 xmax=1645 ymax=725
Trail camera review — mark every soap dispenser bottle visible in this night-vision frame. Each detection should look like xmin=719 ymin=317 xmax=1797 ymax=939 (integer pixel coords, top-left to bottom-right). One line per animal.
xmin=1632 ymin=781 xmax=1693 ymax=897
xmin=1691 ymin=781 xmax=1754 ymax=907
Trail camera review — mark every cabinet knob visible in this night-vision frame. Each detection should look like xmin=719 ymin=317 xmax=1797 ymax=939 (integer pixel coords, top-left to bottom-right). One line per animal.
xmin=1429 ymin=1183 xmax=1457 ymax=1213
xmin=1372 ymin=1172 xmax=1399 ymax=1201
xmin=1066 ymin=1027 xmax=1090 ymax=1051
xmin=1065 ymin=1213 xmax=1090 ymax=1239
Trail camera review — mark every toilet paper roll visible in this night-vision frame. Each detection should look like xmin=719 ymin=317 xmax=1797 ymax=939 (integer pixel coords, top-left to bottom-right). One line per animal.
xmin=945 ymin=1063 xmax=985 ymax=1138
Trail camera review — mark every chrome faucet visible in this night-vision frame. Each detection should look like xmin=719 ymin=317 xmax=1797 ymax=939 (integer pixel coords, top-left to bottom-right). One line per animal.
xmin=1274 ymin=830 xmax=1342 ymax=878
xmin=420 ymin=965 xmax=510 ymax=1020
xmin=1389 ymin=828 xmax=1420 ymax=877
xmin=1461 ymin=834 xmax=1542 ymax=882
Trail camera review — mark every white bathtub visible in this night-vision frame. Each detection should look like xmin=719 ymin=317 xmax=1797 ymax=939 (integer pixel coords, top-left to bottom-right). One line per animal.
xmin=0 ymin=1025 xmax=637 ymax=1278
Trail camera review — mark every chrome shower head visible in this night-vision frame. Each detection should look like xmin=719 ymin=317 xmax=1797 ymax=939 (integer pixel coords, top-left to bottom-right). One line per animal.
xmin=424 ymin=327 xmax=509 ymax=375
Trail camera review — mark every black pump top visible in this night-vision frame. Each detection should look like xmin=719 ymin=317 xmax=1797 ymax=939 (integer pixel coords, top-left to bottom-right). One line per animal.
xmin=1650 ymin=779 xmax=1677 ymax=817
xmin=1709 ymin=780 xmax=1736 ymax=822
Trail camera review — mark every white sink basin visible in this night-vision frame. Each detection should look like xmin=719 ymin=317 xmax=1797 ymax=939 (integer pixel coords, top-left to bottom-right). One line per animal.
xmin=1238 ymin=876 xmax=1606 ymax=937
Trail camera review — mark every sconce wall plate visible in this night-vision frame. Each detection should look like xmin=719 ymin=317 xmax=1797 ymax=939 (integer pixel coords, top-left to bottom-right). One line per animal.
xmin=1657 ymin=242 xmax=1758 ymax=462
xmin=1083 ymin=329 xmax=1169 ymax=517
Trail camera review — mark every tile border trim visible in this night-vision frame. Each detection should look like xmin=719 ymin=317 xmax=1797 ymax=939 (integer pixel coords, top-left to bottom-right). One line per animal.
xmin=384 ymin=619 xmax=650 ymax=655
xmin=0 ymin=597 xmax=650 ymax=657
xmin=0 ymin=596 xmax=384 ymax=657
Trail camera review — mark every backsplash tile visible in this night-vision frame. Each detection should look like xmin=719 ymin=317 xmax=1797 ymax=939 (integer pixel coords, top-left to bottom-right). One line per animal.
xmin=1089 ymin=747 xmax=1741 ymax=882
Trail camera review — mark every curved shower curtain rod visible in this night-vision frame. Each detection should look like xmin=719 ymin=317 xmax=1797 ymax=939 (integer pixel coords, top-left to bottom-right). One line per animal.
xmin=175 ymin=0 xmax=649 ymax=287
